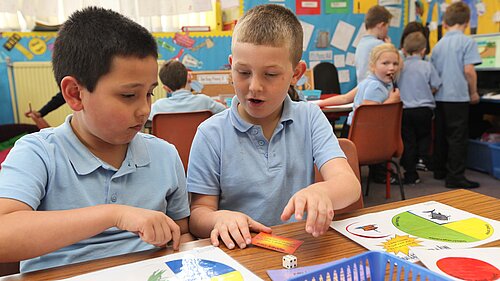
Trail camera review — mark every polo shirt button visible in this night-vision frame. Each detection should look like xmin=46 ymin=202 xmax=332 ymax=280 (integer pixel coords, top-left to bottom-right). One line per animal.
xmin=111 ymin=194 xmax=117 ymax=202
xmin=258 ymin=140 xmax=265 ymax=146
xmin=264 ymin=153 xmax=268 ymax=158
xmin=252 ymin=129 xmax=258 ymax=135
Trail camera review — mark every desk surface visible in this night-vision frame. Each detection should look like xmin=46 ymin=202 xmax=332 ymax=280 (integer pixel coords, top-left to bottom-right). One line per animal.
xmin=2 ymin=189 xmax=498 ymax=281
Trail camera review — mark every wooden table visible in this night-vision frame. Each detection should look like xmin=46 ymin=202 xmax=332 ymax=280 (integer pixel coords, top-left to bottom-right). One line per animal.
xmin=2 ymin=189 xmax=498 ymax=281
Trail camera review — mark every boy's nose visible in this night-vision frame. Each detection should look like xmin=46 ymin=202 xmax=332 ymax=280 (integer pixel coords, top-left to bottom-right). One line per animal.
xmin=249 ymin=75 xmax=263 ymax=92
xmin=137 ymin=97 xmax=151 ymax=118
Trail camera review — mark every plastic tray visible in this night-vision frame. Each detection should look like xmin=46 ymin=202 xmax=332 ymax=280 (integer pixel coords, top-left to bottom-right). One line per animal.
xmin=289 ymin=251 xmax=450 ymax=281
xmin=301 ymin=89 xmax=322 ymax=101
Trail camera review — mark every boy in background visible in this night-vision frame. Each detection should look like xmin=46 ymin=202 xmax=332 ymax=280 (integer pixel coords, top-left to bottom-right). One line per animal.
xmin=355 ymin=5 xmax=393 ymax=83
xmin=188 ymin=4 xmax=360 ymax=250
xmin=0 ymin=7 xmax=191 ymax=272
xmin=149 ymin=60 xmax=226 ymax=120
xmin=431 ymin=2 xmax=482 ymax=189
xmin=399 ymin=32 xmax=441 ymax=185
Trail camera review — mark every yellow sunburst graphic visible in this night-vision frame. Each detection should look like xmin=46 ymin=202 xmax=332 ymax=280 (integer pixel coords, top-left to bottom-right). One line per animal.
xmin=379 ymin=234 xmax=422 ymax=255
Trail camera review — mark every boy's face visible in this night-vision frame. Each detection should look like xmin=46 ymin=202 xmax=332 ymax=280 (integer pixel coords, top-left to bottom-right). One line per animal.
xmin=378 ymin=22 xmax=389 ymax=39
xmin=74 ymin=56 xmax=158 ymax=146
xmin=370 ymin=51 xmax=399 ymax=84
xmin=229 ymin=41 xmax=304 ymax=125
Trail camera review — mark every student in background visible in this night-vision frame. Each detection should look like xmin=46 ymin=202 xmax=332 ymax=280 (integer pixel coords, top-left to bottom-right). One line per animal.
xmin=188 ymin=4 xmax=360 ymax=250
xmin=355 ymin=5 xmax=393 ymax=83
xmin=24 ymin=92 xmax=65 ymax=119
xmin=400 ymin=21 xmax=430 ymax=57
xmin=149 ymin=60 xmax=226 ymax=120
xmin=0 ymin=7 xmax=191 ymax=273
xmin=346 ymin=43 xmax=401 ymax=133
xmin=430 ymin=2 xmax=482 ymax=189
xmin=399 ymin=32 xmax=441 ymax=185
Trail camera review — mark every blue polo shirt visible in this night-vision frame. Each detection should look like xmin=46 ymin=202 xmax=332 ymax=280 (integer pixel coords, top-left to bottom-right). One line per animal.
xmin=399 ymin=55 xmax=441 ymax=109
xmin=0 ymin=116 xmax=189 ymax=272
xmin=431 ymin=30 xmax=482 ymax=102
xmin=187 ymin=95 xmax=345 ymax=227
xmin=355 ymin=35 xmax=384 ymax=83
xmin=149 ymin=89 xmax=226 ymax=120
xmin=347 ymin=74 xmax=391 ymax=125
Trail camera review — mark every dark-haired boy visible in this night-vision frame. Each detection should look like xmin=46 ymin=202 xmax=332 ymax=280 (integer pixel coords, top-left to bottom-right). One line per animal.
xmin=0 ymin=7 xmax=191 ymax=272
xmin=431 ymin=2 xmax=482 ymax=189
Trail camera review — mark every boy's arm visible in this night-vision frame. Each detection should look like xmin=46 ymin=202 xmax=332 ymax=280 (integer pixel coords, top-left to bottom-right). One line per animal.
xmin=281 ymin=158 xmax=360 ymax=237
xmin=175 ymin=217 xmax=195 ymax=243
xmin=0 ymin=199 xmax=182 ymax=262
xmin=189 ymin=193 xmax=271 ymax=249
xmin=316 ymin=87 xmax=357 ymax=107
xmin=464 ymin=64 xmax=479 ymax=104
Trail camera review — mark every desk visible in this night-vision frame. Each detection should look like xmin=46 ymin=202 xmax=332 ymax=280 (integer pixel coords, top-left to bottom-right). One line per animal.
xmin=2 ymin=190 xmax=498 ymax=281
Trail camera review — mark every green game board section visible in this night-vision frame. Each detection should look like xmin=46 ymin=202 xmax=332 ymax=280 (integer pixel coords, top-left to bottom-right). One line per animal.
xmin=392 ymin=212 xmax=479 ymax=243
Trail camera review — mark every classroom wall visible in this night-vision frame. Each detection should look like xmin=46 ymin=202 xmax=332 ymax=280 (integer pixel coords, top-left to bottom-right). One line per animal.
xmin=1 ymin=0 xmax=498 ymax=125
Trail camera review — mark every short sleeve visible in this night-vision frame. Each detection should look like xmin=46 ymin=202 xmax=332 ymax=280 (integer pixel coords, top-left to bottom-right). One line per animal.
xmin=363 ymin=81 xmax=388 ymax=103
xmin=0 ymin=135 xmax=50 ymax=209
xmin=310 ymin=105 xmax=345 ymax=170
xmin=165 ymin=154 xmax=190 ymax=220
xmin=429 ymin=63 xmax=442 ymax=90
xmin=186 ymin=129 xmax=221 ymax=196
xmin=463 ymin=39 xmax=482 ymax=66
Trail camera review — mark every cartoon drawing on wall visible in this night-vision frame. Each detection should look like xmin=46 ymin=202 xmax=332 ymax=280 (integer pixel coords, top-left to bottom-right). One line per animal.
xmin=157 ymin=38 xmax=176 ymax=52
xmin=171 ymin=48 xmax=184 ymax=60
xmin=426 ymin=0 xmax=445 ymax=40
xmin=173 ymin=32 xmax=195 ymax=48
xmin=3 ymin=33 xmax=34 ymax=60
xmin=296 ymin=0 xmax=321 ymax=15
xmin=315 ymin=31 xmax=330 ymax=48
xmin=353 ymin=0 xmax=378 ymax=14
xmin=28 ymin=38 xmax=47 ymax=55
xmin=191 ymin=38 xmax=214 ymax=51
xmin=182 ymin=53 xmax=203 ymax=69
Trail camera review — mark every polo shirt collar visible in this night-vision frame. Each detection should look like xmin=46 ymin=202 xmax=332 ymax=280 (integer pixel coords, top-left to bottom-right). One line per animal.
xmin=444 ymin=30 xmax=463 ymax=37
xmin=367 ymin=74 xmax=391 ymax=88
xmin=229 ymin=95 xmax=294 ymax=133
xmin=55 ymin=115 xmax=151 ymax=175
xmin=170 ymin=89 xmax=192 ymax=98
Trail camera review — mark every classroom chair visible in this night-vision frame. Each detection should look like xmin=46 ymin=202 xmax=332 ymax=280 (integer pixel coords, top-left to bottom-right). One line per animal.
xmin=152 ymin=110 xmax=212 ymax=172
xmin=347 ymin=102 xmax=406 ymax=200
xmin=315 ymin=138 xmax=364 ymax=214
xmin=312 ymin=62 xmax=341 ymax=95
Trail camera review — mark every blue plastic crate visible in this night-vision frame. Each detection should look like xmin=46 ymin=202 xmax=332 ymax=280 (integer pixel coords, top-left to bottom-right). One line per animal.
xmin=490 ymin=142 xmax=500 ymax=179
xmin=467 ymin=139 xmax=494 ymax=174
xmin=301 ymin=89 xmax=322 ymax=101
xmin=289 ymin=251 xmax=451 ymax=281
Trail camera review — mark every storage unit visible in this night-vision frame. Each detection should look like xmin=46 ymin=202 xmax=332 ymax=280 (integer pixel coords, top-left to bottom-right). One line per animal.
xmin=466 ymin=139 xmax=500 ymax=179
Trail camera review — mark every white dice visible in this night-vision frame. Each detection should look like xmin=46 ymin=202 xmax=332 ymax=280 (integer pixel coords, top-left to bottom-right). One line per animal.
xmin=282 ymin=254 xmax=297 ymax=269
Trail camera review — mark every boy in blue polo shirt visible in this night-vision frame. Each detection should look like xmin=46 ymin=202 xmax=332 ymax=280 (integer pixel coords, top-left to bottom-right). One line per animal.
xmin=0 ymin=7 xmax=191 ymax=273
xmin=149 ymin=60 xmax=226 ymax=120
xmin=431 ymin=2 xmax=482 ymax=189
xmin=187 ymin=4 xmax=360 ymax=250
xmin=399 ymin=32 xmax=441 ymax=185
xmin=355 ymin=5 xmax=392 ymax=83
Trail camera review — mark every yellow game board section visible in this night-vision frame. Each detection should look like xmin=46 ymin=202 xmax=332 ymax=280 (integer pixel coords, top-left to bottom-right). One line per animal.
xmin=211 ymin=270 xmax=244 ymax=280
xmin=444 ymin=218 xmax=494 ymax=240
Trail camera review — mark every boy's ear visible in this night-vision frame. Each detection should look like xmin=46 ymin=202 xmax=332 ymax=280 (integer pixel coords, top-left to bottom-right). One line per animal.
xmin=60 ymin=76 xmax=84 ymax=111
xmin=162 ymin=85 xmax=172 ymax=93
xmin=291 ymin=61 xmax=307 ymax=85
xmin=228 ymin=55 xmax=233 ymax=66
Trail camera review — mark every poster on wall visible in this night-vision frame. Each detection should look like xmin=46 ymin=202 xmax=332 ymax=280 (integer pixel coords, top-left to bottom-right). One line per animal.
xmin=353 ymin=0 xmax=377 ymax=14
xmin=325 ymin=0 xmax=349 ymax=14
xmin=296 ymin=0 xmax=321 ymax=15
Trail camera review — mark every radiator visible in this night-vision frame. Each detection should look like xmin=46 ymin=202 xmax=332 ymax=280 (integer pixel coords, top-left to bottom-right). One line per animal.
xmin=9 ymin=62 xmax=167 ymax=127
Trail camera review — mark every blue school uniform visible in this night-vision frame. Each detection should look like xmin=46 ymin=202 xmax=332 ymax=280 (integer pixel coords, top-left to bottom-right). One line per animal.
xmin=0 ymin=116 xmax=189 ymax=272
xmin=399 ymin=55 xmax=441 ymax=109
xmin=149 ymin=89 xmax=226 ymax=120
xmin=431 ymin=30 xmax=482 ymax=102
xmin=355 ymin=35 xmax=384 ymax=83
xmin=187 ymin=95 xmax=345 ymax=227
xmin=347 ymin=74 xmax=391 ymax=125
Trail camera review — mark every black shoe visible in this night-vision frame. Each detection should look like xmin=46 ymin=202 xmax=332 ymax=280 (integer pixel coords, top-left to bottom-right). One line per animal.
xmin=372 ymin=173 xmax=400 ymax=184
xmin=434 ymin=171 xmax=446 ymax=180
xmin=445 ymin=179 xmax=480 ymax=189
xmin=403 ymin=175 xmax=421 ymax=185
xmin=416 ymin=159 xmax=429 ymax=171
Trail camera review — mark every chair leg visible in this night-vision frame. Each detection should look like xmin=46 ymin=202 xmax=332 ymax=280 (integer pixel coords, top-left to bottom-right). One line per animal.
xmin=385 ymin=162 xmax=391 ymax=199
xmin=390 ymin=160 xmax=406 ymax=200
xmin=364 ymin=166 xmax=371 ymax=196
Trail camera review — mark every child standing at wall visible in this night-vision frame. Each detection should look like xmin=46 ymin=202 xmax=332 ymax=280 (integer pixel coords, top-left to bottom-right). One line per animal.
xmin=355 ymin=5 xmax=393 ymax=83
xmin=430 ymin=2 xmax=482 ymax=189
xmin=0 ymin=7 xmax=191 ymax=272
xmin=149 ymin=60 xmax=226 ymax=120
xmin=399 ymin=32 xmax=441 ymax=185
xmin=187 ymin=4 xmax=360 ymax=250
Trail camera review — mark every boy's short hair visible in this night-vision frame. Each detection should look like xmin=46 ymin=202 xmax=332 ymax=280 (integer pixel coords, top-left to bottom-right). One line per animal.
xmin=231 ymin=4 xmax=303 ymax=66
xmin=444 ymin=2 xmax=470 ymax=26
xmin=52 ymin=7 xmax=158 ymax=92
xmin=159 ymin=60 xmax=188 ymax=92
xmin=365 ymin=5 xmax=393 ymax=29
xmin=400 ymin=21 xmax=430 ymax=54
xmin=369 ymin=43 xmax=400 ymax=67
xmin=403 ymin=32 xmax=426 ymax=55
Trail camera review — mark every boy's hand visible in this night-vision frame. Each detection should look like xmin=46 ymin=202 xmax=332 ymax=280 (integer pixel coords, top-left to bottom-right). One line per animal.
xmin=114 ymin=205 xmax=181 ymax=250
xmin=25 ymin=110 xmax=41 ymax=118
xmin=470 ymin=92 xmax=480 ymax=104
xmin=281 ymin=186 xmax=334 ymax=237
xmin=210 ymin=210 xmax=271 ymax=249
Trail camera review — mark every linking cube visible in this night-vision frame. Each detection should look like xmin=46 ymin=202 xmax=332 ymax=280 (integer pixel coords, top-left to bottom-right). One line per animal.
xmin=282 ymin=254 xmax=297 ymax=269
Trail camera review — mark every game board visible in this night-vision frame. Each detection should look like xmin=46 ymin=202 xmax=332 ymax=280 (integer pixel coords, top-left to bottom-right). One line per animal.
xmin=330 ymin=201 xmax=499 ymax=262
xmin=59 ymin=246 xmax=262 ymax=280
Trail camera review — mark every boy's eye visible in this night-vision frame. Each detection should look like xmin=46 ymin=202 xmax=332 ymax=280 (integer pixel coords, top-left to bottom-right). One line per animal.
xmin=237 ymin=70 xmax=250 ymax=75
xmin=147 ymin=92 xmax=155 ymax=97
xmin=122 ymin=93 xmax=135 ymax=98
xmin=266 ymin=73 xmax=278 ymax=77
